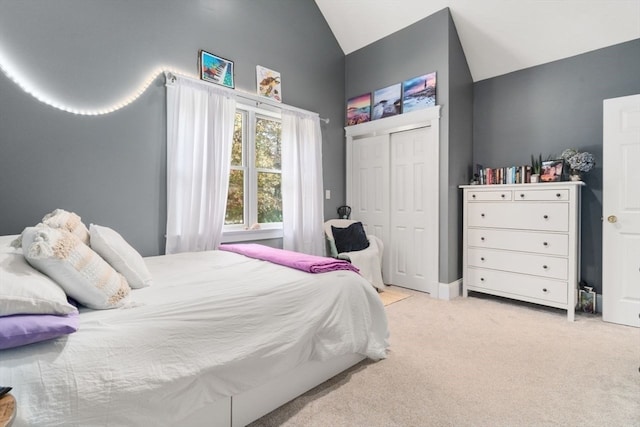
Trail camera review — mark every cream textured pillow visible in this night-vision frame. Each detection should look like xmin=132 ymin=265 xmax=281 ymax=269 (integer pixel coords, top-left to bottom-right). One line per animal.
xmin=42 ymin=209 xmax=90 ymax=245
xmin=0 ymin=237 xmax=76 ymax=316
xmin=22 ymin=226 xmax=131 ymax=310
xmin=90 ymin=224 xmax=152 ymax=289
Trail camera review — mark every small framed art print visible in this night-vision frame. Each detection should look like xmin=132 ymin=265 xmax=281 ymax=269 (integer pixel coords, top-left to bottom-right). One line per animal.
xmin=256 ymin=65 xmax=282 ymax=102
xmin=199 ymin=50 xmax=234 ymax=88
xmin=540 ymin=159 xmax=565 ymax=182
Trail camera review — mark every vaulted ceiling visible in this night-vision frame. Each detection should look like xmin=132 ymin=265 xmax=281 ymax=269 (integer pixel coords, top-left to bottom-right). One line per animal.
xmin=314 ymin=0 xmax=640 ymax=81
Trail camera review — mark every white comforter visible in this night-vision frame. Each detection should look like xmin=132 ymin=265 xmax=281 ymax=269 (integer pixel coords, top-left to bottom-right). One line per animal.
xmin=0 ymin=250 xmax=389 ymax=426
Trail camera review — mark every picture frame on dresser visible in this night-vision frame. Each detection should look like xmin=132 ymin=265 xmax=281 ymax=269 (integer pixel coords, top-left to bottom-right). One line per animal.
xmin=540 ymin=159 xmax=565 ymax=182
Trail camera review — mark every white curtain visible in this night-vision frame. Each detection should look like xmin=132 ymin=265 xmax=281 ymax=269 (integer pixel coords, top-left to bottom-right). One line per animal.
xmin=281 ymin=110 xmax=325 ymax=256
xmin=165 ymin=75 xmax=236 ymax=254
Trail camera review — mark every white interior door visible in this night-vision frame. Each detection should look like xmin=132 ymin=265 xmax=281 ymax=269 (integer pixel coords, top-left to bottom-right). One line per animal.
xmin=389 ymin=127 xmax=438 ymax=293
xmin=351 ymin=135 xmax=391 ymax=282
xmin=603 ymin=94 xmax=640 ymax=327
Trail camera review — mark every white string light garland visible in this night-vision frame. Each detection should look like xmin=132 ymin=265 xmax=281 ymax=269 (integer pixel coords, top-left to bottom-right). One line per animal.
xmin=0 ymin=51 xmax=329 ymax=123
xmin=0 ymin=50 xmax=195 ymax=116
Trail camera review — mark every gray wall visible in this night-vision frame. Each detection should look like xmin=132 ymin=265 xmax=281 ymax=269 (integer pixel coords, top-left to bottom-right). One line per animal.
xmin=446 ymin=12 xmax=474 ymax=284
xmin=345 ymin=8 xmax=473 ymax=284
xmin=0 ymin=0 xmax=345 ymax=255
xmin=473 ymin=39 xmax=640 ymax=293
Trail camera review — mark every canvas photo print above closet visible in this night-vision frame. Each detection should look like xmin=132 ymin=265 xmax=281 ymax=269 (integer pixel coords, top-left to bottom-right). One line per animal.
xmin=346 ymin=93 xmax=371 ymax=126
xmin=372 ymin=83 xmax=401 ymax=120
xmin=402 ymin=72 xmax=436 ymax=113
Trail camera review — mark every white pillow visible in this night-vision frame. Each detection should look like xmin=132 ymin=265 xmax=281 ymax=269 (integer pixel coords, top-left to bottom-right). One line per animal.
xmin=89 ymin=224 xmax=152 ymax=289
xmin=42 ymin=209 xmax=90 ymax=245
xmin=22 ymin=226 xmax=131 ymax=310
xmin=0 ymin=245 xmax=76 ymax=316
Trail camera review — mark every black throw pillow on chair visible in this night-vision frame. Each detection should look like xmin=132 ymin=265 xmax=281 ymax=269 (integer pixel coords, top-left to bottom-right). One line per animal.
xmin=332 ymin=222 xmax=370 ymax=253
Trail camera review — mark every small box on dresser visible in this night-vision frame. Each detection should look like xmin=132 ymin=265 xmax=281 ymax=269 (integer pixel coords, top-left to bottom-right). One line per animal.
xmin=459 ymin=182 xmax=584 ymax=321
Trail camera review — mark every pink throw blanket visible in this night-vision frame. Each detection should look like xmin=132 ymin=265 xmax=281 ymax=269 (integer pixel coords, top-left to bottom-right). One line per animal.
xmin=218 ymin=243 xmax=360 ymax=274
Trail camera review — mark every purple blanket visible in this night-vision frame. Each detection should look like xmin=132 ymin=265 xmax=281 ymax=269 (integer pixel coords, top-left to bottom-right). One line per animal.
xmin=218 ymin=243 xmax=360 ymax=274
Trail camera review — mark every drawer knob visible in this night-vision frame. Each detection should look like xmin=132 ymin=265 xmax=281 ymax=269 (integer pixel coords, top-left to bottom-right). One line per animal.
xmin=543 ymin=215 xmax=549 ymax=219
xmin=543 ymin=242 xmax=548 ymax=246
xmin=542 ymin=288 xmax=548 ymax=293
xmin=480 ymin=237 xmax=485 ymax=241
xmin=480 ymin=277 xmax=485 ymax=282
xmin=481 ymin=213 xmax=485 ymax=218
xmin=543 ymin=265 xmax=548 ymax=269
xmin=480 ymin=257 xmax=485 ymax=261
xmin=520 ymin=193 xmax=525 ymax=198
xmin=556 ymin=193 xmax=561 ymax=198
xmin=501 ymin=194 xmax=505 ymax=198
xmin=472 ymin=194 xmax=476 ymax=199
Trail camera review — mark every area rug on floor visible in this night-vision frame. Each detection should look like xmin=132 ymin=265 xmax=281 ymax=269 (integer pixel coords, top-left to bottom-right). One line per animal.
xmin=379 ymin=288 xmax=410 ymax=306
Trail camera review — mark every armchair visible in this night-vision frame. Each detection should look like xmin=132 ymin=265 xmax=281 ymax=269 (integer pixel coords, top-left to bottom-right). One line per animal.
xmin=323 ymin=219 xmax=386 ymax=290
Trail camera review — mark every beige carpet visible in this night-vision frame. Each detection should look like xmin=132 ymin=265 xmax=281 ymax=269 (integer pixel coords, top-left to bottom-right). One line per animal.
xmin=250 ymin=288 xmax=640 ymax=426
xmin=379 ymin=288 xmax=411 ymax=306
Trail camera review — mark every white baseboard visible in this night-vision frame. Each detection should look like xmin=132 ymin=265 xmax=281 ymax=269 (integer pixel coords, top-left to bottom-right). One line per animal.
xmin=438 ymin=279 xmax=462 ymax=300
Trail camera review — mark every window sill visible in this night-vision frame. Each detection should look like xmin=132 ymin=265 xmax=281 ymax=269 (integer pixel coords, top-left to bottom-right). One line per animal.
xmin=221 ymin=228 xmax=283 ymax=243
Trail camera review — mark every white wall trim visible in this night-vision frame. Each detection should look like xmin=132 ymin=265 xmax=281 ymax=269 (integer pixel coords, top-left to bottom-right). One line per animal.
xmin=438 ymin=278 xmax=462 ymax=300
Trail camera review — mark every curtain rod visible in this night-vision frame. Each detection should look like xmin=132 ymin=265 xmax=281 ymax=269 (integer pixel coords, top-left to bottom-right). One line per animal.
xmin=164 ymin=71 xmax=330 ymax=124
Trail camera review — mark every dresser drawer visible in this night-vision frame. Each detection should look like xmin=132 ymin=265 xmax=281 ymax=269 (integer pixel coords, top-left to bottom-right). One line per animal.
xmin=468 ymin=247 xmax=568 ymax=280
xmin=468 ymin=190 xmax=512 ymax=201
xmin=467 ymin=203 xmax=569 ymax=232
xmin=466 ymin=268 xmax=568 ymax=304
xmin=468 ymin=228 xmax=569 ymax=256
xmin=514 ymin=189 xmax=569 ymax=201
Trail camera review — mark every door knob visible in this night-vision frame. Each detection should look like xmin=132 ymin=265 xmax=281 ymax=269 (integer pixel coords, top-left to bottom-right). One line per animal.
xmin=607 ymin=215 xmax=617 ymax=223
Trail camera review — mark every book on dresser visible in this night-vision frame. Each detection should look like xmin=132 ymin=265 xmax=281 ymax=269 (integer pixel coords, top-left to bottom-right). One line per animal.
xmin=459 ymin=182 xmax=585 ymax=321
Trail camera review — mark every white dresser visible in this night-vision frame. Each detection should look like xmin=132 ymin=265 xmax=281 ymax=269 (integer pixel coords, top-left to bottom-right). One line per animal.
xmin=460 ymin=182 xmax=584 ymax=321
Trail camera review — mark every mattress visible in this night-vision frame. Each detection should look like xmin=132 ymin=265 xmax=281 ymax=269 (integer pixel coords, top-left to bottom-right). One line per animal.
xmin=0 ymin=248 xmax=389 ymax=426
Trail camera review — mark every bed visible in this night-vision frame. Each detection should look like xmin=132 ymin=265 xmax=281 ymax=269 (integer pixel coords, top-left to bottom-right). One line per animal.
xmin=0 ymin=232 xmax=389 ymax=426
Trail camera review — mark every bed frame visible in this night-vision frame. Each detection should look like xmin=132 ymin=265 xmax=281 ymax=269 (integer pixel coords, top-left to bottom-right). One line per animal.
xmin=181 ymin=353 xmax=365 ymax=426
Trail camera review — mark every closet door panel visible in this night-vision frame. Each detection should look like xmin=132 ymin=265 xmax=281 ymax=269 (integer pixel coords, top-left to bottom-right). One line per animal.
xmin=389 ymin=127 xmax=437 ymax=293
xmin=351 ymin=135 xmax=391 ymax=281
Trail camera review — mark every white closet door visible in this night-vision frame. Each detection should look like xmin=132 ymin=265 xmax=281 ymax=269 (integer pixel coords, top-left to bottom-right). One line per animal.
xmin=351 ymin=135 xmax=391 ymax=282
xmin=389 ymin=127 xmax=438 ymax=294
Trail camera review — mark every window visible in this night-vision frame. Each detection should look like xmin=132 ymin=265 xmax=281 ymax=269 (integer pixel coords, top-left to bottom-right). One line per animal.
xmin=224 ymin=106 xmax=282 ymax=236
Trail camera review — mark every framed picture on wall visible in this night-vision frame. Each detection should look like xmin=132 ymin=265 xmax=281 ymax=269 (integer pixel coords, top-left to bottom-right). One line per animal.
xmin=372 ymin=83 xmax=402 ymax=120
xmin=402 ymin=71 xmax=436 ymax=113
xmin=346 ymin=93 xmax=371 ymax=126
xmin=256 ymin=65 xmax=282 ymax=102
xmin=540 ymin=159 xmax=565 ymax=182
xmin=199 ymin=50 xmax=234 ymax=88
